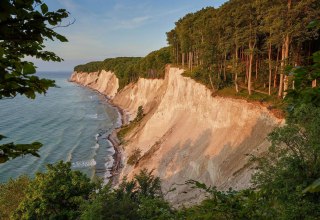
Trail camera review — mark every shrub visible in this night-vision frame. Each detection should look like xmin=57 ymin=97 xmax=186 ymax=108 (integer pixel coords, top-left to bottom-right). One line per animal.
xmin=127 ymin=148 xmax=142 ymax=165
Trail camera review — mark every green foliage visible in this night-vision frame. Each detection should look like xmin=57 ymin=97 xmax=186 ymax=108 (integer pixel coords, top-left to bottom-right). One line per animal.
xmin=13 ymin=161 xmax=95 ymax=220
xmin=0 ymin=0 xmax=70 ymax=99
xmin=81 ymin=169 xmax=174 ymax=220
xmin=136 ymin=105 xmax=144 ymax=122
xmin=74 ymin=47 xmax=172 ymax=89
xmin=249 ymin=103 xmax=320 ymax=219
xmin=127 ymin=148 xmax=142 ymax=166
xmin=167 ymin=1 xmax=320 ymax=95
xmin=0 ymin=176 xmax=30 ymax=220
xmin=286 ymin=50 xmax=320 ymax=108
xmin=0 ymin=138 xmax=42 ymax=163
xmin=0 ymin=0 xmax=70 ymax=163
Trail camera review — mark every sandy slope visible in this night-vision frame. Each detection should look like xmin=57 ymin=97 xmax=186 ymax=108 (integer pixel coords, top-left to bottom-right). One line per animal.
xmin=70 ymin=66 xmax=282 ymax=205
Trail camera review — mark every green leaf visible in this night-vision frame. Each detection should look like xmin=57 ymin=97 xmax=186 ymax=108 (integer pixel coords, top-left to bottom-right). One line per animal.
xmin=41 ymin=3 xmax=48 ymax=14
xmin=0 ymin=134 xmax=7 ymax=140
xmin=56 ymin=34 xmax=68 ymax=42
xmin=0 ymin=46 xmax=4 ymax=57
xmin=23 ymin=63 xmax=36 ymax=75
xmin=312 ymin=51 xmax=320 ymax=63
xmin=307 ymin=20 xmax=320 ymax=29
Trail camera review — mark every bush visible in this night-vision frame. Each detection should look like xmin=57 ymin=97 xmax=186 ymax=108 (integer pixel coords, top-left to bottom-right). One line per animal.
xmin=0 ymin=176 xmax=30 ymax=220
xmin=81 ymin=169 xmax=174 ymax=219
xmin=136 ymin=106 xmax=144 ymax=122
xmin=127 ymin=148 xmax=142 ymax=165
xmin=13 ymin=161 xmax=96 ymax=220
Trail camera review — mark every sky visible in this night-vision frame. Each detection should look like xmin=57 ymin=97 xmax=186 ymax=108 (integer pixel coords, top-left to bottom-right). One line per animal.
xmin=32 ymin=0 xmax=227 ymax=71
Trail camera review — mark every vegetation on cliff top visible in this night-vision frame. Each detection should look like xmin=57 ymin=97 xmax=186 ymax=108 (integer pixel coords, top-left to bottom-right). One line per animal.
xmin=74 ymin=47 xmax=172 ymax=89
xmin=167 ymin=0 xmax=320 ymax=98
xmin=74 ymin=1 xmax=320 ymax=100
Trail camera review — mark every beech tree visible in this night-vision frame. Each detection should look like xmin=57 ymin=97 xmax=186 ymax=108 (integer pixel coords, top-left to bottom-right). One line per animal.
xmin=166 ymin=0 xmax=320 ymax=95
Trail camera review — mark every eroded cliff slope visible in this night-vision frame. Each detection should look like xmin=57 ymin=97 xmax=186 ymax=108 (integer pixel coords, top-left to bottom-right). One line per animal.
xmin=70 ymin=67 xmax=282 ymax=205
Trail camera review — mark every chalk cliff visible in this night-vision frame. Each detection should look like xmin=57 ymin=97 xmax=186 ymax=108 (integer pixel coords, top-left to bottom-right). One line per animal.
xmin=70 ymin=70 xmax=119 ymax=98
xmin=70 ymin=66 xmax=282 ymax=205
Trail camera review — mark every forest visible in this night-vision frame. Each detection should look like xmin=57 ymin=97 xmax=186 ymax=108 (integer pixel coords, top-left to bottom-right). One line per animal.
xmin=74 ymin=47 xmax=172 ymax=89
xmin=166 ymin=0 xmax=320 ymax=97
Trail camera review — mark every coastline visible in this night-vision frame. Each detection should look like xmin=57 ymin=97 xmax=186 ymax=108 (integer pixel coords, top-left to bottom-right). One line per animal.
xmin=106 ymin=105 xmax=127 ymax=186
xmin=68 ymin=80 xmax=126 ymax=186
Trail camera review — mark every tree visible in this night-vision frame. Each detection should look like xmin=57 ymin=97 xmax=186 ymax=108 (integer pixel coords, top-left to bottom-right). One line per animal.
xmin=13 ymin=161 xmax=95 ymax=220
xmin=0 ymin=0 xmax=70 ymax=99
xmin=0 ymin=0 xmax=70 ymax=163
xmin=81 ymin=169 xmax=174 ymax=220
xmin=0 ymin=175 xmax=30 ymax=220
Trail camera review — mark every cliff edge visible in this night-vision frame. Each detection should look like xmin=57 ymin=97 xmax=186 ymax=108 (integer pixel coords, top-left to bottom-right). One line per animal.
xmin=70 ymin=66 xmax=282 ymax=205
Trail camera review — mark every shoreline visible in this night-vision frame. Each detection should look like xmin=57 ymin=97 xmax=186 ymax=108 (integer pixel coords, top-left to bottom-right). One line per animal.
xmin=106 ymin=104 xmax=127 ymax=186
xmin=69 ymin=80 xmax=126 ymax=186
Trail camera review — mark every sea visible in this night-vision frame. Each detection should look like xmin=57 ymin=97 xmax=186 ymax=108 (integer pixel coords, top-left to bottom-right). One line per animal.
xmin=0 ymin=71 xmax=120 ymax=183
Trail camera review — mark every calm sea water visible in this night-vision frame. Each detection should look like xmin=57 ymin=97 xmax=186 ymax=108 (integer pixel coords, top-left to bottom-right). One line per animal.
xmin=0 ymin=72 xmax=120 ymax=182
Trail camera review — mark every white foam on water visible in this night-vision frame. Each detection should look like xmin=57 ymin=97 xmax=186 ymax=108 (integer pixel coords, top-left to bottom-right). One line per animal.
xmin=72 ymin=159 xmax=96 ymax=168
xmin=106 ymin=140 xmax=116 ymax=154
xmin=115 ymin=110 xmax=122 ymax=128
xmin=66 ymin=152 xmax=72 ymax=161
xmin=91 ymin=143 xmax=99 ymax=149
xmin=86 ymin=114 xmax=98 ymax=119
xmin=104 ymin=156 xmax=115 ymax=181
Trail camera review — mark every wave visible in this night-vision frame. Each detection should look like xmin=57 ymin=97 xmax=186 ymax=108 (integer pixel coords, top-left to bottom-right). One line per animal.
xmin=114 ymin=109 xmax=122 ymax=128
xmin=91 ymin=143 xmax=99 ymax=149
xmin=72 ymin=159 xmax=96 ymax=168
xmin=86 ymin=113 xmax=98 ymax=119
xmin=104 ymin=156 xmax=115 ymax=180
xmin=95 ymin=133 xmax=99 ymax=141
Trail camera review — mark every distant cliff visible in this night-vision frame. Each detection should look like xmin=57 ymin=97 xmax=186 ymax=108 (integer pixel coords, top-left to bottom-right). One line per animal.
xmin=70 ymin=70 xmax=119 ymax=98
xmin=70 ymin=66 xmax=282 ymax=205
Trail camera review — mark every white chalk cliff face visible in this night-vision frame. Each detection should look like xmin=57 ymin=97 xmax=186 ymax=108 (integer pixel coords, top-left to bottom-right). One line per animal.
xmin=70 ymin=66 xmax=282 ymax=205
xmin=70 ymin=70 xmax=119 ymax=98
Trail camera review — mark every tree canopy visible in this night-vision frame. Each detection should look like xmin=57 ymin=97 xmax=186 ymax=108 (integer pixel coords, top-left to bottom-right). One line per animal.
xmin=74 ymin=47 xmax=172 ymax=89
xmin=167 ymin=0 xmax=320 ymax=97
xmin=0 ymin=0 xmax=70 ymax=99
xmin=0 ymin=0 xmax=70 ymax=163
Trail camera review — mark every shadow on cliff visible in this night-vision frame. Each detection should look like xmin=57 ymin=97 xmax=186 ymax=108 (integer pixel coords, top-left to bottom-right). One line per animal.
xmin=158 ymin=117 xmax=275 ymax=206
